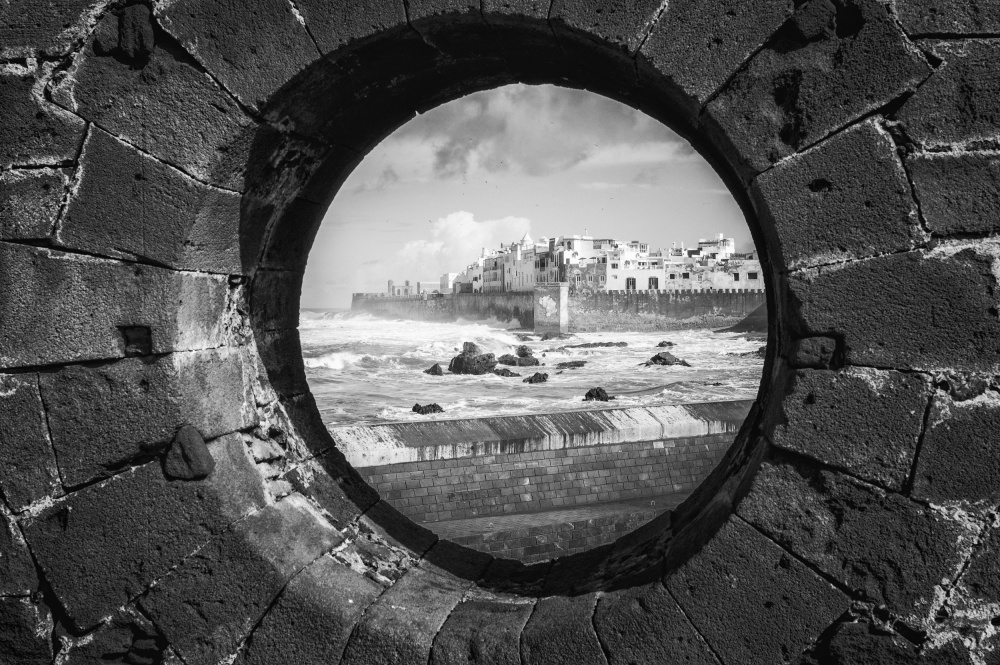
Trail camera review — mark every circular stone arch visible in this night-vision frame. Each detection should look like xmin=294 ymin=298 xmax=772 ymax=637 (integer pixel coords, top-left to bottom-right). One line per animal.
xmin=2 ymin=0 xmax=1000 ymax=663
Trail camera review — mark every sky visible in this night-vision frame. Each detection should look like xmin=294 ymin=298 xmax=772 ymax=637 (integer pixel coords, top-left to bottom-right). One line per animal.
xmin=301 ymin=84 xmax=752 ymax=309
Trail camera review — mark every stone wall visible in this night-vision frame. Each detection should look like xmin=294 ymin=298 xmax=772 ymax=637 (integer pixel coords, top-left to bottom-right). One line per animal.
xmin=352 ymin=292 xmax=534 ymax=327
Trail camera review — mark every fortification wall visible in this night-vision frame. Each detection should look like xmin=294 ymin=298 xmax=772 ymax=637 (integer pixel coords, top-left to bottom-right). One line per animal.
xmin=352 ymin=292 xmax=534 ymax=327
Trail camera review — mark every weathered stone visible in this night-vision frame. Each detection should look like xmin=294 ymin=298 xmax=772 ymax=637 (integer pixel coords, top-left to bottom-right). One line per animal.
xmin=522 ymin=372 xmax=549 ymax=384
xmin=0 ymin=65 xmax=86 ymax=169
xmin=0 ymin=374 xmax=61 ymax=511
xmin=250 ymin=269 xmax=303 ymax=331
xmin=645 ymin=351 xmax=690 ymax=366
xmin=412 ymin=402 xmax=444 ymax=415
xmin=705 ymin=0 xmax=930 ymax=178
xmin=908 ymin=152 xmax=1000 ymax=236
xmin=956 ymin=526 xmax=1000 ymax=610
xmin=0 ymin=596 xmax=52 ymax=664
xmin=753 ymin=119 xmax=923 ymax=270
xmin=639 ymin=0 xmax=792 ymax=119
xmin=0 ymin=168 xmax=67 ymax=240
xmin=362 ymin=500 xmax=439 ymax=557
xmin=912 ymin=391 xmax=1000 ymax=505
xmin=60 ymin=127 xmax=241 ymax=272
xmin=163 ymin=424 xmax=215 ymax=480
xmin=815 ymin=621 xmax=918 ymax=664
xmin=119 ymin=3 xmax=155 ymax=61
xmin=156 ymin=0 xmax=320 ymax=111
xmin=421 ymin=539 xmax=493 ymax=581
xmin=431 ymin=598 xmax=533 ymax=665
xmin=770 ymin=368 xmax=931 ymax=490
xmin=550 ymin=0 xmax=661 ymax=55
xmin=92 ymin=10 xmax=119 ymax=55
xmin=0 ymin=506 xmax=38 ymax=597
xmin=666 ymin=516 xmax=849 ymax=664
xmin=340 ymin=566 xmax=468 ymax=665
xmin=0 ymin=244 xmax=230 ymax=368
xmin=140 ymin=495 xmax=341 ymax=664
xmin=790 ymin=336 xmax=838 ymax=368
xmin=61 ymin=609 xmax=161 ymax=665
xmin=584 ymin=387 xmax=611 ymax=402
xmin=258 ymin=197 xmax=325 ymax=272
xmin=23 ymin=434 xmax=266 ymax=631
xmin=0 ymin=0 xmax=98 ymax=57
xmin=594 ymin=582 xmax=719 ymax=665
xmin=737 ymin=458 xmax=967 ymax=618
xmin=448 ymin=344 xmax=498 ymax=374
xmin=522 ymin=594 xmax=605 ymax=665
xmin=39 ymin=349 xmax=250 ymax=487
xmin=255 ymin=329 xmax=308 ymax=396
xmin=424 ymin=363 xmax=444 ymax=375
xmin=58 ymin=15 xmax=257 ymax=190
xmin=291 ymin=0 xmax=409 ymax=55
xmin=284 ymin=457 xmax=369 ymax=529
xmin=786 ymin=243 xmax=1000 ymax=373
xmin=896 ymin=0 xmax=1000 ymax=37
xmin=896 ymin=41 xmax=1000 ymax=150
xmin=241 ymin=555 xmax=381 ymax=665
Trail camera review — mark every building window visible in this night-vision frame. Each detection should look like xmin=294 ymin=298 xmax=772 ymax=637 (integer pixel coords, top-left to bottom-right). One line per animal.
xmin=587 ymin=274 xmax=593 ymax=282
xmin=599 ymin=275 xmax=606 ymax=283
xmin=648 ymin=277 xmax=658 ymax=289
xmin=611 ymin=263 xmax=619 ymax=269
xmin=748 ymin=272 xmax=759 ymax=280
xmin=682 ymin=272 xmax=690 ymax=279
xmin=626 ymin=277 xmax=636 ymax=290
xmin=733 ymin=273 xmax=740 ymax=281
xmin=669 ymin=273 xmax=676 ymax=279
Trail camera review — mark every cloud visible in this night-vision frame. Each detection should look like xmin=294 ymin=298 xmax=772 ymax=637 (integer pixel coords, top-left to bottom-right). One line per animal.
xmin=351 ymin=166 xmax=401 ymax=193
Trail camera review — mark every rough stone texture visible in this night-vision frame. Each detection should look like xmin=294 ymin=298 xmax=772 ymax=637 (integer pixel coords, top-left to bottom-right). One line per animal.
xmin=255 ymin=329 xmax=309 ymax=397
xmin=666 ymin=516 xmax=849 ymax=664
xmin=738 ymin=458 xmax=967 ymax=618
xmin=292 ymin=0 xmax=409 ymax=55
xmin=0 ymin=243 xmax=230 ymax=369
xmin=705 ymin=0 xmax=930 ymax=178
xmin=956 ymin=526 xmax=1000 ymax=610
xmin=549 ymin=0 xmax=661 ymax=55
xmin=140 ymin=495 xmax=341 ymax=664
xmin=786 ymin=243 xmax=1000 ymax=373
xmin=790 ymin=336 xmax=838 ymax=368
xmin=896 ymin=40 xmax=1000 ymax=150
xmin=341 ymin=566 xmax=469 ymax=665
xmin=0 ymin=596 xmax=52 ymax=664
xmin=0 ymin=168 xmax=67 ymax=240
xmin=23 ymin=434 xmax=266 ymax=631
xmin=753 ymin=119 xmax=923 ymax=270
xmin=594 ymin=582 xmax=720 ymax=665
xmin=431 ymin=598 xmax=533 ymax=665
xmin=0 ymin=374 xmax=62 ymax=511
xmin=1 ymin=65 xmax=86 ymax=169
xmin=164 ymin=424 xmax=216 ymax=480
xmin=250 ymin=269 xmax=303 ymax=331
xmin=0 ymin=507 xmax=38 ymax=597
xmin=639 ymin=0 xmax=793 ymax=119
xmin=39 ymin=349 xmax=250 ymax=487
xmin=120 ymin=3 xmax=155 ymax=61
xmin=908 ymin=152 xmax=1000 ymax=236
xmin=0 ymin=0 xmax=99 ymax=58
xmin=522 ymin=594 xmax=606 ymax=665
xmin=896 ymin=0 xmax=1000 ymax=37
xmin=912 ymin=391 xmax=1000 ymax=505
xmin=769 ymin=367 xmax=931 ymax=490
xmin=60 ymin=127 xmax=241 ymax=272
xmin=240 ymin=554 xmax=381 ymax=665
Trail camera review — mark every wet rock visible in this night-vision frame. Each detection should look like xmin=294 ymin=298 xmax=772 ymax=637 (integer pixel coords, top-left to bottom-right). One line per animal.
xmin=584 ymin=387 xmax=612 ymax=402
xmin=497 ymin=353 xmax=540 ymax=367
xmin=515 ymin=334 xmax=535 ymax=341
xmin=411 ymin=403 xmax=444 ymax=415
xmin=731 ymin=345 xmax=767 ymax=359
xmin=516 ymin=345 xmax=533 ymax=358
xmin=656 ymin=341 xmax=675 ymax=347
xmin=448 ymin=342 xmax=497 ymax=375
xmin=541 ymin=332 xmax=571 ymax=341
xmin=493 ymin=368 xmax=521 ymax=378
xmin=643 ymin=352 xmax=691 ymax=367
xmin=566 ymin=341 xmax=627 ymax=349
xmin=163 ymin=425 xmax=215 ymax=480
xmin=556 ymin=360 xmax=586 ymax=370
xmin=423 ymin=363 xmax=443 ymax=376
xmin=523 ymin=373 xmax=549 ymax=384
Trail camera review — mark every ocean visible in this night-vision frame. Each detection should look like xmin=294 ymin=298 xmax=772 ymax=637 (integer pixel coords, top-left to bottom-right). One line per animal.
xmin=299 ymin=309 xmax=766 ymax=427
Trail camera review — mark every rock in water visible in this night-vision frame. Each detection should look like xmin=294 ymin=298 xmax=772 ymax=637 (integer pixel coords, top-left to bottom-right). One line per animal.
xmin=541 ymin=332 xmax=571 ymax=341
xmin=498 ymin=354 xmax=540 ymax=367
xmin=644 ymin=352 xmax=691 ymax=367
xmin=516 ymin=345 xmax=533 ymax=358
xmin=461 ymin=341 xmax=481 ymax=355
xmin=584 ymin=387 xmax=612 ymax=402
xmin=523 ymin=372 xmax=549 ymax=384
xmin=493 ymin=368 xmax=521 ymax=377
xmin=412 ymin=403 xmax=444 ymax=415
xmin=448 ymin=342 xmax=498 ymax=375
xmin=562 ymin=341 xmax=627 ymax=349
xmin=423 ymin=363 xmax=443 ymax=375
xmin=656 ymin=341 xmax=675 ymax=347
xmin=556 ymin=360 xmax=586 ymax=370
xmin=164 ymin=425 xmax=215 ymax=480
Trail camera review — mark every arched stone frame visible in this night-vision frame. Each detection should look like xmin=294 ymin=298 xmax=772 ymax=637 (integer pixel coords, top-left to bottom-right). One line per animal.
xmin=2 ymin=0 xmax=999 ymax=663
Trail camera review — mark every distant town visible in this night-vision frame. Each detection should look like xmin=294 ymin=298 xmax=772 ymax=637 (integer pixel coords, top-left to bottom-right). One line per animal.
xmin=386 ymin=232 xmax=763 ymax=296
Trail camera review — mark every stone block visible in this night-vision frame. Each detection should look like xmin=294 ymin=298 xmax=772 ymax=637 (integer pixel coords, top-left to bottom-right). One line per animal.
xmin=896 ymin=0 xmax=1000 ymax=37
xmin=39 ymin=348 xmax=250 ymax=487
xmin=550 ymin=0 xmax=662 ymax=55
xmin=250 ymin=269 xmax=303 ymax=331
xmin=0 ymin=0 xmax=97 ymax=58
xmin=241 ymin=555 xmax=381 ymax=665
xmin=666 ymin=516 xmax=848 ymax=664
xmin=790 ymin=336 xmax=838 ymax=369
xmin=255 ymin=329 xmax=308 ymax=397
xmin=258 ymin=197 xmax=325 ymax=272
xmin=23 ymin=434 xmax=266 ymax=631
xmin=421 ymin=538 xmax=493 ymax=581
xmin=0 ymin=374 xmax=61 ymax=511
xmin=912 ymin=391 xmax=1000 ymax=505
xmin=57 ymin=15 xmax=257 ymax=190
xmin=140 ymin=495 xmax=341 ymax=664
xmin=120 ymin=3 xmax=155 ymax=61
xmin=0 ymin=168 xmax=67 ymax=240
xmin=362 ymin=500 xmax=439 ymax=558
xmin=285 ymin=456 xmax=371 ymax=529
xmin=292 ymin=0 xmax=408 ymax=55
xmin=431 ymin=598 xmax=533 ymax=665
xmin=737 ymin=458 xmax=967 ymax=618
xmin=908 ymin=152 xmax=1000 ymax=236
xmin=522 ymin=594 xmax=605 ymax=665
xmin=156 ymin=0 xmax=319 ymax=111
xmin=0 ymin=64 xmax=86 ymax=169
xmin=704 ymin=0 xmax=930 ymax=179
xmin=59 ymin=127 xmax=241 ymax=273
xmin=593 ymin=582 xmax=719 ymax=665
xmin=896 ymin=41 xmax=1000 ymax=150
xmin=340 ymin=566 xmax=468 ymax=665
xmin=753 ymin=119 xmax=923 ymax=270
xmin=786 ymin=242 xmax=1000 ymax=373
xmin=955 ymin=526 xmax=1000 ymax=610
xmin=0 ymin=596 xmax=52 ymax=664
xmin=639 ymin=0 xmax=792 ymax=120
xmin=0 ymin=243 xmax=230 ymax=368
xmin=0 ymin=506 xmax=38 ymax=597
xmin=770 ymin=367 xmax=931 ymax=490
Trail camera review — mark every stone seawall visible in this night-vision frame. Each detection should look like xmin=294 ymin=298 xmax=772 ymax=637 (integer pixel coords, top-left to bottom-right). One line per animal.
xmin=351 ymin=292 xmax=533 ymax=327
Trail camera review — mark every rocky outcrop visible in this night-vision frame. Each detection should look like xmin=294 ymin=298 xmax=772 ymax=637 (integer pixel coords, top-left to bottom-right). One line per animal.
xmin=412 ymin=403 xmax=444 ymax=415
xmin=163 ymin=425 xmax=215 ymax=480
xmin=583 ymin=387 xmax=612 ymax=402
xmin=657 ymin=341 xmax=675 ymax=347
xmin=523 ymin=372 xmax=549 ymax=384
xmin=493 ymin=368 xmax=521 ymax=378
xmin=644 ymin=352 xmax=691 ymax=367
xmin=423 ymin=363 xmax=443 ymax=375
xmin=498 ymin=354 xmax=540 ymax=367
xmin=448 ymin=342 xmax=497 ymax=375
xmin=556 ymin=361 xmax=586 ymax=370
